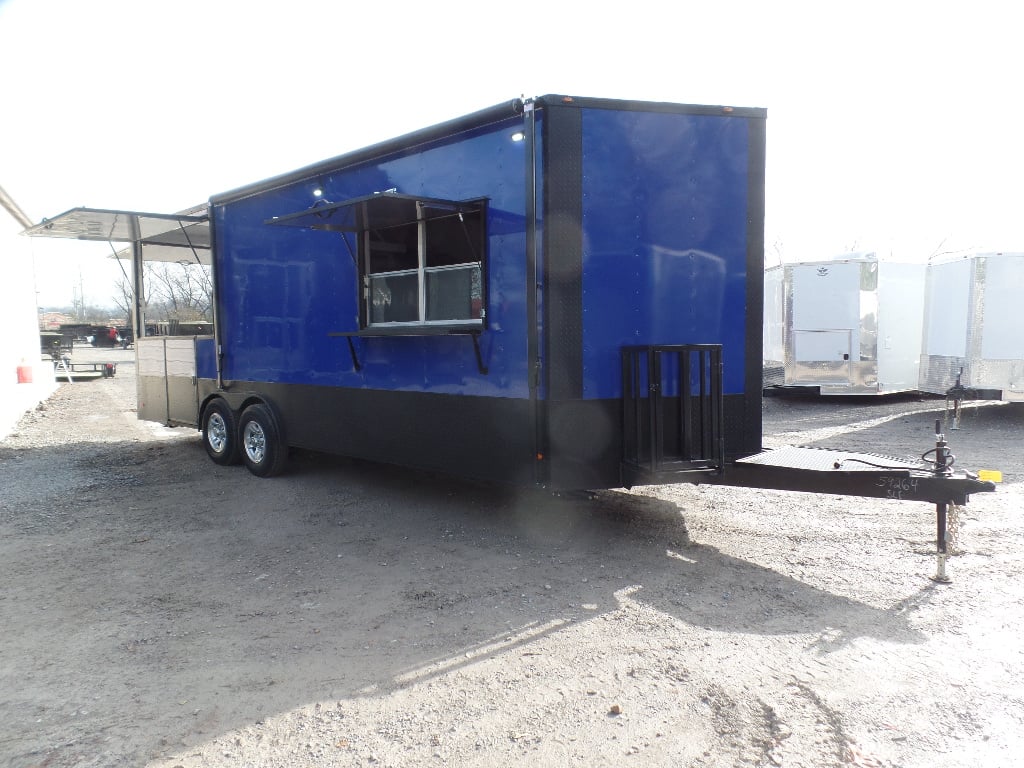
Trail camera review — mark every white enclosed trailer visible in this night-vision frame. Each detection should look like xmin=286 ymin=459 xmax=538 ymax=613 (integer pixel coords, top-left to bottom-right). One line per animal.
xmin=764 ymin=253 xmax=926 ymax=395
xmin=919 ymin=251 xmax=1024 ymax=402
xmin=762 ymin=264 xmax=785 ymax=387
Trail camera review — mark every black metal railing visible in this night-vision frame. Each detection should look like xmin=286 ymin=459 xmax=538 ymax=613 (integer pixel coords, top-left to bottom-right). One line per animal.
xmin=621 ymin=344 xmax=725 ymax=482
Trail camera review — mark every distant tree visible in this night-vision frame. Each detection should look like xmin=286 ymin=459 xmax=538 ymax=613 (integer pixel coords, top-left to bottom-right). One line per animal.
xmin=112 ymin=275 xmax=140 ymax=326
xmin=766 ymin=238 xmax=785 ymax=268
xmin=39 ymin=305 xmax=117 ymax=326
xmin=82 ymin=306 xmax=117 ymax=323
xmin=159 ymin=261 xmax=213 ymax=321
xmin=112 ymin=261 xmax=213 ymax=324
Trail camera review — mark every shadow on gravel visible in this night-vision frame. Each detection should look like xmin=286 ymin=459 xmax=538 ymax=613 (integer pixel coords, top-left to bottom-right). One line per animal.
xmin=532 ymin=489 xmax=924 ymax=647
xmin=1 ymin=435 xmax=925 ymax=766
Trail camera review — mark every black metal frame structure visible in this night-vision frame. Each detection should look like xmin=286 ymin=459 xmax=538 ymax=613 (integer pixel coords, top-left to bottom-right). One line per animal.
xmin=621 ymin=344 xmax=725 ymax=486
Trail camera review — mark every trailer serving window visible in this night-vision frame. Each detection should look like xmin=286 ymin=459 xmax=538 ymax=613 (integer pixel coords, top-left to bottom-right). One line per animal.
xmin=364 ymin=198 xmax=485 ymax=327
xmin=267 ymin=193 xmax=487 ymax=330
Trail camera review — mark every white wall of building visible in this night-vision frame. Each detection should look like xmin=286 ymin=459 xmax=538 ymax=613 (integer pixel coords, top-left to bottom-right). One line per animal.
xmin=0 ymin=215 xmax=56 ymax=437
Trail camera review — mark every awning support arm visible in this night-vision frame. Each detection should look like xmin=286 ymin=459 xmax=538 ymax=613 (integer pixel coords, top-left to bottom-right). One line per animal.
xmin=177 ymin=219 xmax=205 ymax=266
xmin=341 ymin=232 xmax=357 ymax=268
xmin=110 ymin=240 xmax=132 ymax=284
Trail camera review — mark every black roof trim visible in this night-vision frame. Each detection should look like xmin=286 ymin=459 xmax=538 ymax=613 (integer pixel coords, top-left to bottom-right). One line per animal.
xmin=534 ymin=94 xmax=767 ymax=119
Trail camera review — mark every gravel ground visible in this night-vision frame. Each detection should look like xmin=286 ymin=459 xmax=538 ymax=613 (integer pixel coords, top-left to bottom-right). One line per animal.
xmin=1 ymin=346 xmax=1022 ymax=768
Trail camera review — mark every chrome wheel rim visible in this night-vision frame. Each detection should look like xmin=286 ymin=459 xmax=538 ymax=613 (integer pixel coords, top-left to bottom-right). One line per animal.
xmin=243 ymin=420 xmax=267 ymax=464
xmin=207 ymin=412 xmax=228 ymax=454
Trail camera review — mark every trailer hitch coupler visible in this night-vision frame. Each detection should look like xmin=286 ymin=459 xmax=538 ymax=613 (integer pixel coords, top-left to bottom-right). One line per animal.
xmin=933 ymin=420 xmax=953 ymax=477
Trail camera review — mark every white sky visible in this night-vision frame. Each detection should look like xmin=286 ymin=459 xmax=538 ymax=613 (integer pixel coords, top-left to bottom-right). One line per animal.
xmin=2 ymin=0 xmax=1022 ymax=308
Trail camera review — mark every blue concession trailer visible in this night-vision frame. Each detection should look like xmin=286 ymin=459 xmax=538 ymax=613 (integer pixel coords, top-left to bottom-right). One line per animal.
xmin=25 ymin=95 xmax=995 ymax=580
xmin=197 ymin=94 xmax=767 ymax=488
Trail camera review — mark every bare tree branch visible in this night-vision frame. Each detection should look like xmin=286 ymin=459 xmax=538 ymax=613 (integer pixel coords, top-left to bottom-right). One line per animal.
xmin=116 ymin=261 xmax=213 ymax=323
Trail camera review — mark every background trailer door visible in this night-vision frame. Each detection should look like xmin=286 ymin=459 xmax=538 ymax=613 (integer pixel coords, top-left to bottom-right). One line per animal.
xmin=766 ymin=254 xmax=925 ymax=396
xmin=920 ymin=252 xmax=1024 ymax=402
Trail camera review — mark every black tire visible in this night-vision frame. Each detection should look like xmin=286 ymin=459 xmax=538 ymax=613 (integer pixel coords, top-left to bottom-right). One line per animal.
xmin=238 ymin=403 xmax=287 ymax=478
xmin=202 ymin=398 xmax=240 ymax=465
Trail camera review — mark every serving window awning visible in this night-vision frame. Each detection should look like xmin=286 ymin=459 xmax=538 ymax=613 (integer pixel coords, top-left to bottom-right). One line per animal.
xmin=21 ymin=206 xmax=211 ymax=264
xmin=265 ymin=193 xmax=484 ymax=233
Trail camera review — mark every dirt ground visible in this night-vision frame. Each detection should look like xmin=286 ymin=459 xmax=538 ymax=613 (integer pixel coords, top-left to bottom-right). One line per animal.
xmin=1 ymin=347 xmax=1022 ymax=768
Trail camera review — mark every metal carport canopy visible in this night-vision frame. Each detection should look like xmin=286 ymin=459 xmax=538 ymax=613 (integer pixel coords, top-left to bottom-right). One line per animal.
xmin=21 ymin=206 xmax=213 ymax=342
xmin=21 ymin=206 xmax=211 ymax=265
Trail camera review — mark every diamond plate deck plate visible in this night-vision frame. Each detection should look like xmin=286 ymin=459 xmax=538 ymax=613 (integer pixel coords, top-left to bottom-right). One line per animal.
xmin=738 ymin=446 xmax=921 ymax=472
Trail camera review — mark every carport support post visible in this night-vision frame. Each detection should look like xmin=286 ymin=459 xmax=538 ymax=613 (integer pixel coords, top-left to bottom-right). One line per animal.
xmin=132 ymin=237 xmax=144 ymax=339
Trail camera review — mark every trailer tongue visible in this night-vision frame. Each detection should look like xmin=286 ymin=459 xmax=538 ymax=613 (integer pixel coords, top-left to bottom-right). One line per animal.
xmin=719 ymin=425 xmax=995 ymax=583
xmin=620 ymin=391 xmax=995 ymax=583
xmin=727 ymin=442 xmax=987 ymax=507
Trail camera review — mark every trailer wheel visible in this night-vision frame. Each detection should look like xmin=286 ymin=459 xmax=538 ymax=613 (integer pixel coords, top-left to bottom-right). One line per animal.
xmin=238 ymin=403 xmax=287 ymax=478
xmin=202 ymin=398 xmax=239 ymax=465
